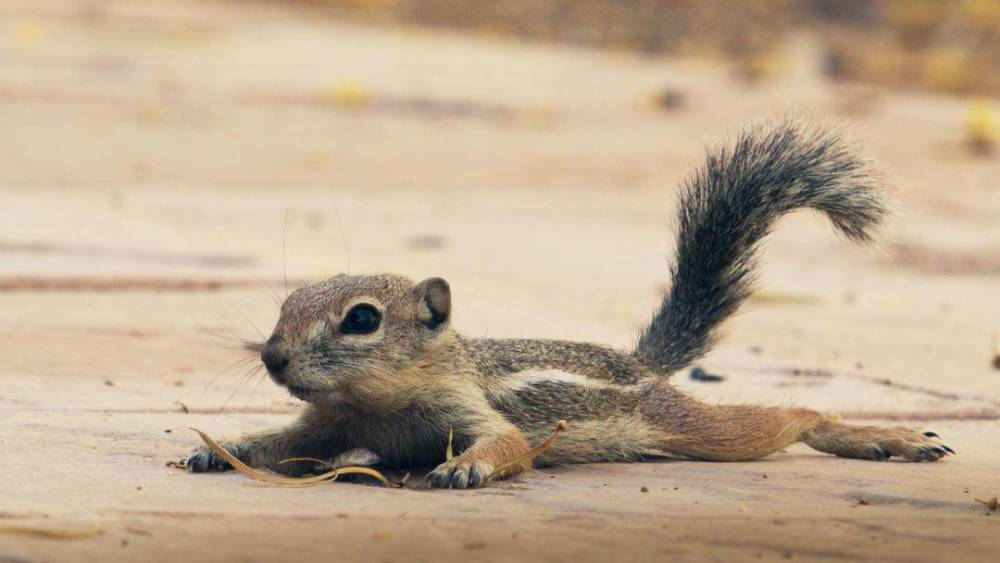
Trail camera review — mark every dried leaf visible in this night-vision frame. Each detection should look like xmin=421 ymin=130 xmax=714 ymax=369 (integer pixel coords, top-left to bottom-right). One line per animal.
xmin=278 ymin=457 xmax=399 ymax=488
xmin=992 ymin=333 xmax=1000 ymax=371
xmin=489 ymin=420 xmax=567 ymax=480
xmin=188 ymin=428 xmax=337 ymax=486
xmin=0 ymin=525 xmax=103 ymax=540
xmin=187 ymin=428 xmax=398 ymax=488
xmin=975 ymin=497 xmax=998 ymax=511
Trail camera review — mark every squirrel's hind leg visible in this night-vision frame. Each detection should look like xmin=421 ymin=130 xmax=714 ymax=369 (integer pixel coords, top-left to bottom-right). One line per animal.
xmin=642 ymin=385 xmax=952 ymax=462
xmin=651 ymin=402 xmax=825 ymax=461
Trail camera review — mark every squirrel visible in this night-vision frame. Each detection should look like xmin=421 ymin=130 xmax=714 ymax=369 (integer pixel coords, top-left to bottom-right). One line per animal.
xmin=187 ymin=121 xmax=953 ymax=488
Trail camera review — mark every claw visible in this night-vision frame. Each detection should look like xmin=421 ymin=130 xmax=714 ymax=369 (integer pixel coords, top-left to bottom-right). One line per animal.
xmin=186 ymin=451 xmax=212 ymax=472
xmin=915 ymin=445 xmax=947 ymax=461
xmin=186 ymin=454 xmax=204 ymax=472
xmin=467 ymin=464 xmax=486 ymax=487
xmin=186 ymin=442 xmax=244 ymax=473
xmin=426 ymin=459 xmax=491 ymax=489
xmin=942 ymin=445 xmax=956 ymax=455
xmin=426 ymin=465 xmax=456 ymax=489
xmin=922 ymin=431 xmax=940 ymax=439
xmin=871 ymin=444 xmax=889 ymax=461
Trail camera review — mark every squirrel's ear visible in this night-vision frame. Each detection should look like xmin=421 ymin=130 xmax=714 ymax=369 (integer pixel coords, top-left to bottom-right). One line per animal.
xmin=414 ymin=277 xmax=450 ymax=330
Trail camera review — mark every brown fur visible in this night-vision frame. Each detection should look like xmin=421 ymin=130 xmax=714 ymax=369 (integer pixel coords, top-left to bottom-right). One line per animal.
xmin=185 ymin=276 xmax=951 ymax=487
xmin=186 ymin=122 xmax=953 ymax=488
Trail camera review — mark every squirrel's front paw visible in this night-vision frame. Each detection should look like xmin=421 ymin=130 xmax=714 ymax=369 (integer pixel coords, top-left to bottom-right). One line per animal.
xmin=426 ymin=457 xmax=493 ymax=489
xmin=186 ymin=441 xmax=251 ymax=473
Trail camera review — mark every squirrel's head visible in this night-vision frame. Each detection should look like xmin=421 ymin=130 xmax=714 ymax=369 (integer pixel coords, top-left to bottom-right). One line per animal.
xmin=258 ymin=273 xmax=453 ymax=409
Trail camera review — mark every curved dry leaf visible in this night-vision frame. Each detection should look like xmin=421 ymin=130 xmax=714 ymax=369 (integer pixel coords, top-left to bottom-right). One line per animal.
xmin=489 ymin=420 xmax=567 ymax=480
xmin=0 ymin=525 xmax=103 ymax=540
xmin=278 ymin=457 xmax=398 ymax=488
xmin=975 ymin=497 xmax=998 ymax=511
xmin=188 ymin=428 xmax=339 ymax=486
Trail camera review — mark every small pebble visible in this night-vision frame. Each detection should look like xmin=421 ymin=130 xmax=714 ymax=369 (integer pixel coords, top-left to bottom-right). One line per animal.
xmin=463 ymin=541 xmax=487 ymax=550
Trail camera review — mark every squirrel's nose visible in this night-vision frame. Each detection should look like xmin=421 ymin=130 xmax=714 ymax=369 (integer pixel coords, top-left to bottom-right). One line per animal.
xmin=261 ymin=344 xmax=289 ymax=379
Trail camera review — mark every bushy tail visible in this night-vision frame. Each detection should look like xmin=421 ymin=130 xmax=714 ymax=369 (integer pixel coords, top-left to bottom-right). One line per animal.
xmin=635 ymin=121 xmax=888 ymax=374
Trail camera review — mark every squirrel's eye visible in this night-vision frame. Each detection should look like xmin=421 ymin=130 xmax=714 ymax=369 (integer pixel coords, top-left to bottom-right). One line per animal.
xmin=340 ymin=304 xmax=381 ymax=334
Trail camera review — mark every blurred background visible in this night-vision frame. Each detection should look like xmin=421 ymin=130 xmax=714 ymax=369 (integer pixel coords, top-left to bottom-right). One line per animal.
xmin=1 ymin=0 xmax=997 ymax=189
xmin=325 ymin=0 xmax=1000 ymax=95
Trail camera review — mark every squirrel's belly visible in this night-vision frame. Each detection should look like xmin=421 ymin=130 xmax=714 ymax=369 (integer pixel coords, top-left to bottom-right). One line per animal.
xmin=351 ymin=411 xmax=450 ymax=469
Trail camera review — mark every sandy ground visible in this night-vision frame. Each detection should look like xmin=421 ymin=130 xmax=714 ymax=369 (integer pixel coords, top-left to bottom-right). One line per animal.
xmin=1 ymin=1 xmax=999 ymax=561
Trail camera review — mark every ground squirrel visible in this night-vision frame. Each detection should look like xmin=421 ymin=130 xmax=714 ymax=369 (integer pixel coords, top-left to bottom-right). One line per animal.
xmin=187 ymin=121 xmax=953 ymax=488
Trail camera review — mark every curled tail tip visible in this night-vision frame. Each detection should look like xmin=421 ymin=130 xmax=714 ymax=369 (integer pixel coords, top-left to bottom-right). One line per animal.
xmin=738 ymin=119 xmax=891 ymax=243
xmin=635 ymin=118 xmax=892 ymax=375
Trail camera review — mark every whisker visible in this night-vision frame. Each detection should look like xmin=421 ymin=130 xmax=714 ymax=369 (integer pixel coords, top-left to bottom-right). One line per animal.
xmin=248 ymin=366 xmax=269 ymax=407
xmin=193 ymin=317 xmax=242 ymax=345
xmin=206 ymin=307 xmax=253 ymax=346
xmin=234 ymin=265 xmax=283 ymax=308
xmin=195 ymin=324 xmax=263 ymax=353
xmin=195 ymin=307 xmax=265 ymax=352
xmin=282 ymin=211 xmax=290 ymax=299
xmin=201 ymin=353 xmax=259 ymax=399
xmin=215 ymin=364 xmax=264 ymax=420
xmin=333 ymin=207 xmax=352 ymax=275
xmin=230 ymin=305 xmax=265 ymax=340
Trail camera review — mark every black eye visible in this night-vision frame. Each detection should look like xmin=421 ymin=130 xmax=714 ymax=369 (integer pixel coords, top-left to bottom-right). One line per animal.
xmin=340 ymin=304 xmax=381 ymax=334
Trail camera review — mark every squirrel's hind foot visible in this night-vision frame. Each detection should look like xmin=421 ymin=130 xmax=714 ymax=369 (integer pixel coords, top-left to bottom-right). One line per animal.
xmin=803 ymin=423 xmax=954 ymax=462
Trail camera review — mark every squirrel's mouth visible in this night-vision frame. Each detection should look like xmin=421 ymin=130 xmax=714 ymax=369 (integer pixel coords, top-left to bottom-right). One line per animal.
xmin=285 ymin=384 xmax=318 ymax=401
